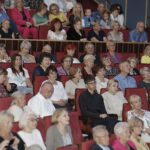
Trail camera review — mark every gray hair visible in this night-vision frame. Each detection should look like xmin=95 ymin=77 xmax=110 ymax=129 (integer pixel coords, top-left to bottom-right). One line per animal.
xmin=92 ymin=125 xmax=107 ymax=136
xmin=114 ymin=122 xmax=129 ymax=137
xmin=83 ymin=54 xmax=95 ymax=63
xmin=39 ymin=80 xmax=53 ymax=93
xmin=140 ymin=67 xmax=150 ymax=75
xmin=11 ymin=91 xmax=25 ymax=105
xmin=20 ymin=40 xmax=32 ymax=50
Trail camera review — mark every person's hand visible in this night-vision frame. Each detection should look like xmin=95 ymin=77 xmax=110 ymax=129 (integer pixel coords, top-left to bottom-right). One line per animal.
xmin=80 ymin=38 xmax=87 ymax=42
xmin=99 ymin=114 xmax=107 ymax=118
xmin=53 ymin=100 xmax=66 ymax=106
xmin=26 ymin=22 xmax=32 ymax=27
xmin=0 ymin=140 xmax=9 ymax=150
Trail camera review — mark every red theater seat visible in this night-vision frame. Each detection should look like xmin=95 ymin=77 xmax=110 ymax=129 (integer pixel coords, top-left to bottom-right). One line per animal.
xmin=12 ymin=122 xmax=20 ymax=132
xmin=0 ymin=97 xmax=12 ymax=111
xmin=56 ymin=52 xmax=64 ymax=63
xmin=60 ymin=75 xmax=70 ymax=87
xmin=133 ymin=75 xmax=143 ymax=87
xmin=100 ymin=88 xmax=108 ymax=94
xmin=122 ymin=103 xmax=131 ymax=121
xmin=80 ymin=140 xmax=94 ymax=150
xmin=57 ymin=144 xmax=78 ymax=150
xmin=38 ymin=26 xmax=50 ymax=39
xmin=0 ymin=63 xmax=11 ymax=69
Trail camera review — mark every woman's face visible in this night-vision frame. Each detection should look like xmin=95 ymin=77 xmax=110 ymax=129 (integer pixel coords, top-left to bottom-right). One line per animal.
xmin=58 ymin=110 xmax=70 ymax=125
xmin=2 ymin=20 xmax=10 ymax=30
xmin=108 ymin=81 xmax=118 ymax=93
xmin=74 ymin=21 xmax=82 ymax=30
xmin=14 ymin=56 xmax=22 ymax=66
xmin=112 ymin=10 xmax=119 ymax=17
xmin=131 ymin=98 xmax=142 ymax=110
xmin=48 ymin=70 xmax=57 ymax=81
xmin=21 ymin=45 xmax=30 ymax=55
xmin=74 ymin=68 xmax=82 ymax=80
xmin=146 ymin=49 xmax=150 ymax=56
xmin=51 ymin=6 xmax=59 ymax=15
xmin=85 ymin=59 xmax=94 ymax=68
xmin=129 ymin=59 xmax=137 ymax=68
xmin=54 ymin=22 xmax=61 ymax=31
xmin=41 ymin=8 xmax=47 ymax=16
xmin=74 ymin=4 xmax=81 ymax=13
xmin=41 ymin=57 xmax=51 ymax=69
xmin=16 ymin=0 xmax=24 ymax=9
xmin=119 ymin=127 xmax=130 ymax=142
xmin=113 ymin=22 xmax=120 ymax=31
xmin=102 ymin=57 xmax=111 ymax=66
xmin=0 ymin=47 xmax=6 ymax=57
xmin=107 ymin=43 xmax=116 ymax=52
xmin=97 ymin=68 xmax=105 ymax=78
xmin=27 ymin=115 xmax=37 ymax=130
xmin=67 ymin=49 xmax=75 ymax=57
xmin=103 ymin=13 xmax=109 ymax=20
xmin=17 ymin=95 xmax=26 ymax=108
xmin=132 ymin=122 xmax=143 ymax=136
xmin=63 ymin=57 xmax=72 ymax=69
xmin=3 ymin=117 xmax=13 ymax=133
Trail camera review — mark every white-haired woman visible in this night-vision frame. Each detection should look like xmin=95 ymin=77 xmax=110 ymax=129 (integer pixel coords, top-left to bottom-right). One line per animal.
xmin=19 ymin=40 xmax=35 ymax=63
xmin=7 ymin=91 xmax=26 ymax=122
xmin=127 ymin=95 xmax=150 ymax=142
xmin=18 ymin=110 xmax=46 ymax=150
xmin=0 ymin=111 xmax=25 ymax=150
xmin=113 ymin=122 xmax=137 ymax=150
xmin=46 ymin=109 xmax=73 ymax=150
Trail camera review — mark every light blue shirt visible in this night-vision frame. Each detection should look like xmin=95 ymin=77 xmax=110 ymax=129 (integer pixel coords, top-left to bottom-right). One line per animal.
xmin=114 ymin=74 xmax=137 ymax=91
xmin=0 ymin=10 xmax=9 ymax=24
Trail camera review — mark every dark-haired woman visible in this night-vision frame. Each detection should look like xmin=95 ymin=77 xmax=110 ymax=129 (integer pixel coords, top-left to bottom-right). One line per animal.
xmin=7 ymin=54 xmax=33 ymax=94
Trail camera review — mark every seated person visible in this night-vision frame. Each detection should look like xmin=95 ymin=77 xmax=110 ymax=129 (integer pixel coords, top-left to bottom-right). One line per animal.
xmin=93 ymin=65 xmax=108 ymax=94
xmin=128 ymin=117 xmax=149 ymax=150
xmin=79 ymin=75 xmax=117 ymax=133
xmin=18 ymin=110 xmax=46 ymax=150
xmin=32 ymin=3 xmax=49 ymax=27
xmin=107 ymin=21 xmax=123 ymax=42
xmin=0 ymin=43 xmax=11 ymax=62
xmin=45 ymin=65 xmax=68 ymax=109
xmin=141 ymin=45 xmax=150 ymax=64
xmin=127 ymin=95 xmax=150 ymax=142
xmin=19 ymin=40 xmax=35 ymax=63
xmin=47 ymin=18 xmax=67 ymax=41
xmin=83 ymin=9 xmax=93 ymax=27
xmin=113 ymin=122 xmax=136 ymax=150
xmin=46 ymin=109 xmax=73 ymax=150
xmin=0 ymin=19 xmax=15 ymax=38
xmin=91 ymin=125 xmax=113 ymax=150
xmin=11 ymin=0 xmax=38 ymax=39
xmin=140 ymin=67 xmax=150 ymax=90
xmin=114 ymin=61 xmax=137 ymax=91
xmin=128 ymin=57 xmax=140 ymax=76
xmin=67 ymin=18 xmax=86 ymax=41
xmin=7 ymin=54 xmax=33 ymax=94
xmin=129 ymin=21 xmax=147 ymax=42
xmin=65 ymin=66 xmax=86 ymax=99
xmin=57 ymin=55 xmax=73 ymax=76
xmin=102 ymin=79 xmax=127 ymax=120
xmin=28 ymin=81 xmax=55 ymax=118
xmin=87 ymin=22 xmax=107 ymax=42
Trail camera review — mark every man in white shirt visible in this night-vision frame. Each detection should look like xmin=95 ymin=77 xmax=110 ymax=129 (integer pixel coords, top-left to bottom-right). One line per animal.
xmin=91 ymin=125 xmax=113 ymax=150
xmin=28 ymin=81 xmax=55 ymax=118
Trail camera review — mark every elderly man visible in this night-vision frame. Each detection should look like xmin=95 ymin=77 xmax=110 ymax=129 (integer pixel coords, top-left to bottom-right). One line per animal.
xmin=129 ymin=21 xmax=148 ymax=42
xmin=114 ymin=61 xmax=137 ymax=91
xmin=91 ymin=125 xmax=113 ymax=150
xmin=28 ymin=81 xmax=55 ymax=118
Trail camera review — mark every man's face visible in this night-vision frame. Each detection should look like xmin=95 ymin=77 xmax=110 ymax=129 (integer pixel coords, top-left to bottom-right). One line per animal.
xmin=41 ymin=84 xmax=54 ymax=99
xmin=137 ymin=22 xmax=145 ymax=32
xmin=121 ymin=62 xmax=130 ymax=74
xmin=87 ymin=80 xmax=96 ymax=92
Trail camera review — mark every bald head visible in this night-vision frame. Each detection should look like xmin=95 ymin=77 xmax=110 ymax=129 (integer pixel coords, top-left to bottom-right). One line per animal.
xmin=119 ymin=61 xmax=130 ymax=74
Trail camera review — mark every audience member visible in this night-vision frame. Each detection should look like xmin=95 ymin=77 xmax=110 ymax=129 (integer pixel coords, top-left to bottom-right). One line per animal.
xmin=18 ymin=110 xmax=46 ymax=150
xmin=28 ymin=0 xmax=43 ymax=9
xmin=0 ymin=111 xmax=25 ymax=150
xmin=79 ymin=75 xmax=117 ymax=133
xmin=140 ymin=67 xmax=150 ymax=90
xmin=32 ymin=3 xmax=49 ymax=27
xmin=102 ymin=79 xmax=127 ymax=120
xmin=93 ymin=65 xmax=108 ymax=94
xmin=65 ymin=66 xmax=85 ymax=99
xmin=82 ymin=54 xmax=95 ymax=79
xmin=19 ymin=40 xmax=36 ymax=63
xmin=128 ymin=57 xmax=140 ymax=76
xmin=128 ymin=117 xmax=149 ymax=150
xmin=64 ymin=43 xmax=80 ymax=63
xmin=113 ymin=122 xmax=137 ymax=150
xmin=127 ymin=95 xmax=150 ymax=142
xmin=67 ymin=18 xmax=86 ymax=41
xmin=107 ymin=21 xmax=123 ymax=42
xmin=114 ymin=61 xmax=137 ymax=91
xmin=0 ymin=19 xmax=15 ymax=39
xmin=87 ymin=22 xmax=107 ymax=42
xmin=47 ymin=18 xmax=67 ymax=41
xmin=0 ymin=43 xmax=11 ymax=63
xmin=91 ymin=125 xmax=113 ymax=150
xmin=129 ymin=21 xmax=147 ymax=42
xmin=7 ymin=54 xmax=33 ymax=94
xmin=11 ymin=0 xmax=38 ymax=39
xmin=83 ymin=9 xmax=93 ymax=28
xmin=28 ymin=81 xmax=55 ymax=118
xmin=141 ymin=45 xmax=150 ymax=64
xmin=100 ymin=11 xmax=111 ymax=29
xmin=46 ymin=109 xmax=73 ymax=150
xmin=57 ymin=55 xmax=73 ymax=76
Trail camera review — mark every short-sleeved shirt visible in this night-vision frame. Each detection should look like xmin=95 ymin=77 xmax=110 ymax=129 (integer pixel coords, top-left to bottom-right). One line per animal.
xmin=33 ymin=13 xmax=48 ymax=25
xmin=0 ymin=28 xmax=13 ymax=38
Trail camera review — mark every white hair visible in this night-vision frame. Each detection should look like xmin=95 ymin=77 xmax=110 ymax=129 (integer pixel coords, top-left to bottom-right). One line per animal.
xmin=11 ymin=91 xmax=25 ymax=104
xmin=20 ymin=40 xmax=31 ymax=50
xmin=92 ymin=125 xmax=107 ymax=136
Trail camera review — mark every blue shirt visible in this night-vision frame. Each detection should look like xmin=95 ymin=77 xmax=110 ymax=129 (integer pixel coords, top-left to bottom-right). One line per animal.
xmin=0 ymin=10 xmax=9 ymax=24
xmin=83 ymin=16 xmax=93 ymax=27
xmin=92 ymin=11 xmax=102 ymax=24
xmin=129 ymin=29 xmax=148 ymax=42
xmin=114 ymin=74 xmax=137 ymax=91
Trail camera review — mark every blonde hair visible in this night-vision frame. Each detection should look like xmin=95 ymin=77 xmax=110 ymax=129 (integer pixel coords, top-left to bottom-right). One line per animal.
xmin=20 ymin=40 xmax=32 ymax=51
xmin=112 ymin=20 xmax=120 ymax=29
xmin=69 ymin=67 xmax=81 ymax=79
xmin=129 ymin=95 xmax=141 ymax=105
xmin=143 ymin=45 xmax=150 ymax=55
xmin=107 ymin=79 xmax=118 ymax=88
xmin=52 ymin=109 xmax=68 ymax=124
xmin=106 ymin=40 xmax=116 ymax=48
xmin=11 ymin=91 xmax=25 ymax=105
xmin=72 ymin=3 xmax=84 ymax=19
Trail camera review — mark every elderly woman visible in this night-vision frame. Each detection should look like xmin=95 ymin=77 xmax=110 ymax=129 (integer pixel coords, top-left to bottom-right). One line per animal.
xmin=141 ymin=45 xmax=150 ymax=64
xmin=46 ymin=109 xmax=73 ymax=150
xmin=45 ymin=65 xmax=68 ymax=108
xmin=11 ymin=0 xmax=38 ymax=39
xmin=93 ymin=65 xmax=108 ymax=94
xmin=7 ymin=91 xmax=26 ymax=122
xmin=128 ymin=57 xmax=140 ymax=76
xmin=57 ymin=55 xmax=73 ymax=76
xmin=107 ymin=21 xmax=123 ymax=42
xmin=65 ymin=66 xmax=85 ymax=99
xmin=128 ymin=117 xmax=149 ymax=150
xmin=102 ymin=79 xmax=127 ymax=120
xmin=0 ymin=43 xmax=11 ymax=63
xmin=82 ymin=54 xmax=95 ymax=79
xmin=140 ymin=67 xmax=150 ymax=90
xmin=0 ymin=111 xmax=25 ymax=150
xmin=127 ymin=95 xmax=150 ymax=142
xmin=7 ymin=54 xmax=33 ymax=94
xmin=47 ymin=18 xmax=67 ymax=41
xmin=18 ymin=110 xmax=46 ymax=150
xmin=19 ymin=40 xmax=35 ymax=63
xmin=113 ymin=122 xmax=137 ymax=150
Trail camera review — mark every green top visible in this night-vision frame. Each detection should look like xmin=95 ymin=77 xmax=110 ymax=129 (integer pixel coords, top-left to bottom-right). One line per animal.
xmin=33 ymin=13 xmax=48 ymax=25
